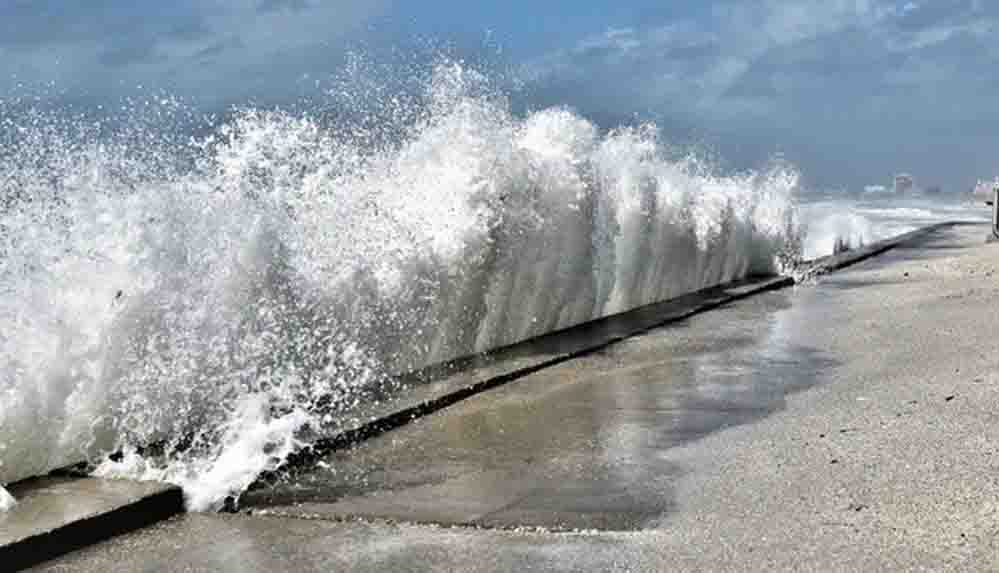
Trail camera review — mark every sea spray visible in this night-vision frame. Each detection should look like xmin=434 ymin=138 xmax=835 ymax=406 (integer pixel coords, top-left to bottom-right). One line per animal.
xmin=0 ymin=61 xmax=803 ymax=510
xmin=799 ymin=201 xmax=875 ymax=259
xmin=797 ymin=198 xmax=987 ymax=260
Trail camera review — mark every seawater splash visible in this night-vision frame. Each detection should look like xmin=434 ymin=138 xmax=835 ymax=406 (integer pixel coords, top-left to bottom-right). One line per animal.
xmin=0 ymin=62 xmax=802 ymax=510
xmin=798 ymin=197 xmax=988 ymax=260
xmin=801 ymin=208 xmax=873 ymax=259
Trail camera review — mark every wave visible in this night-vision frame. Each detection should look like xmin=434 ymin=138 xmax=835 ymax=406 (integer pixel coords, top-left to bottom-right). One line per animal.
xmin=800 ymin=207 xmax=873 ymax=259
xmin=798 ymin=196 xmax=988 ymax=261
xmin=0 ymin=61 xmax=803 ymax=510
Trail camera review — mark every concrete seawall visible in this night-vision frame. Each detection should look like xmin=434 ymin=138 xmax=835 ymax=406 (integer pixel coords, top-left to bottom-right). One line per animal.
xmin=5 ymin=221 xmax=985 ymax=571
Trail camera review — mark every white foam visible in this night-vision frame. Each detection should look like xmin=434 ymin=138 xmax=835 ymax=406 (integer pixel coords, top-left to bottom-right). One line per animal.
xmin=800 ymin=208 xmax=873 ymax=259
xmin=0 ymin=485 xmax=14 ymax=511
xmin=799 ymin=195 xmax=989 ymax=260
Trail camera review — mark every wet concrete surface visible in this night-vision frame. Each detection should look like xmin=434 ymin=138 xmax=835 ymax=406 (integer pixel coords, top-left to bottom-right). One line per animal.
xmin=243 ymin=286 xmax=838 ymax=530
xmin=34 ymin=223 xmax=999 ymax=571
xmin=283 ymin=276 xmax=792 ymax=474
xmin=1 ymin=477 xmax=178 ymax=546
xmin=1 ymin=476 xmax=182 ymax=570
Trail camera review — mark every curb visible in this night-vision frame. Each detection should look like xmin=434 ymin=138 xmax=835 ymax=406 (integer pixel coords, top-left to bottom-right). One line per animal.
xmin=1 ymin=477 xmax=184 ymax=571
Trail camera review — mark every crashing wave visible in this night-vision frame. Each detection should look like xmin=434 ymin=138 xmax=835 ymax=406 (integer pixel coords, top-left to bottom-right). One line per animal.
xmin=0 ymin=61 xmax=803 ymax=510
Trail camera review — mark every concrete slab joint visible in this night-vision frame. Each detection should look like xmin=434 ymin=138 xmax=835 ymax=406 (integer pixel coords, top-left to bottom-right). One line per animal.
xmin=0 ymin=477 xmax=184 ymax=571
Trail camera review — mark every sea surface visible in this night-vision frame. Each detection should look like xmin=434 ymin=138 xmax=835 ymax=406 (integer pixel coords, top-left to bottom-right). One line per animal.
xmin=0 ymin=61 xmax=987 ymax=510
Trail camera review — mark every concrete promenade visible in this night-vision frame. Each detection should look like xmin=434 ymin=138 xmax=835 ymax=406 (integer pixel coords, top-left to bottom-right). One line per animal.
xmin=30 ymin=223 xmax=999 ymax=571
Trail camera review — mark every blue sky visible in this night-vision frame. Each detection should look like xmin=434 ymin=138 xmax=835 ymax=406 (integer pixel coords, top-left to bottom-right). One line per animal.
xmin=1 ymin=0 xmax=997 ymax=190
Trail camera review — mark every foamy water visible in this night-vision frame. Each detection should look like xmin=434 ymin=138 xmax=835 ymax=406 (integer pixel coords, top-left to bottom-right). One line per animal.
xmin=800 ymin=196 xmax=987 ymax=258
xmin=0 ymin=61 xmax=980 ymax=512
xmin=0 ymin=484 xmax=14 ymax=511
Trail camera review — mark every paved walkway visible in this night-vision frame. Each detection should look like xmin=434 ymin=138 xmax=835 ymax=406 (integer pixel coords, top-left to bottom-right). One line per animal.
xmin=35 ymin=224 xmax=999 ymax=572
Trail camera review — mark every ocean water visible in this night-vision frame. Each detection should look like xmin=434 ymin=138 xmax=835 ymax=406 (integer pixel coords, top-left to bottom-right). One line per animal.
xmin=799 ymin=193 xmax=987 ymax=259
xmin=0 ymin=62 xmax=985 ymax=511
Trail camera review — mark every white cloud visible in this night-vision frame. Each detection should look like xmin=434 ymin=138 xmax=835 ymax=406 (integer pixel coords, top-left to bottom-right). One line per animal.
xmin=523 ymin=0 xmax=999 ymax=125
xmin=892 ymin=19 xmax=993 ymax=50
xmin=0 ymin=0 xmax=390 ymax=101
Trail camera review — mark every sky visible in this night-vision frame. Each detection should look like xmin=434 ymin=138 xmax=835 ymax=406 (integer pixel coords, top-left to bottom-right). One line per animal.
xmin=1 ymin=0 xmax=998 ymax=191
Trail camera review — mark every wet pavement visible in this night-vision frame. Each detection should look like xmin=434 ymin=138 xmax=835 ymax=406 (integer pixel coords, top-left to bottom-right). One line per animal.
xmin=1 ymin=477 xmax=175 ymax=547
xmin=242 ymin=284 xmax=838 ymax=530
xmin=32 ymin=223 xmax=999 ymax=572
xmin=1 ymin=477 xmax=181 ymax=570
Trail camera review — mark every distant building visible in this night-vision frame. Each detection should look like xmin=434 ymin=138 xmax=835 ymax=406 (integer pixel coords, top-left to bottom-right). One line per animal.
xmin=863 ymin=184 xmax=888 ymax=194
xmin=972 ymin=178 xmax=999 ymax=200
xmin=894 ymin=173 xmax=914 ymax=194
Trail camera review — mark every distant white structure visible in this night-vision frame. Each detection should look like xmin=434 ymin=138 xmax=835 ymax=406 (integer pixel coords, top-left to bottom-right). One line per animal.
xmin=893 ymin=173 xmax=914 ymax=194
xmin=863 ymin=184 xmax=888 ymax=194
xmin=972 ymin=178 xmax=998 ymax=200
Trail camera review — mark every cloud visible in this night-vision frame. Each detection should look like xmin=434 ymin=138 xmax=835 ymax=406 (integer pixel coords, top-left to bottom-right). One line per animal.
xmin=192 ymin=37 xmax=245 ymax=63
xmin=526 ymin=1 xmax=999 ymax=119
xmin=257 ymin=0 xmax=311 ymax=14
xmin=520 ymin=0 xmax=999 ymax=186
xmin=4 ymin=0 xmax=999 ymax=188
xmin=98 ymin=41 xmax=161 ymax=68
xmin=0 ymin=0 xmax=389 ymax=102
xmin=0 ymin=1 xmax=211 ymax=50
